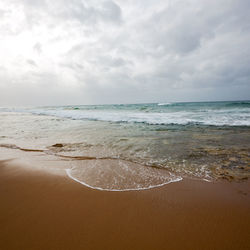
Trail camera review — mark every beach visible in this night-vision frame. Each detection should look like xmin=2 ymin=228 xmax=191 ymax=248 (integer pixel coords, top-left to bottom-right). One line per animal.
xmin=1 ymin=0 xmax=250 ymax=248
xmin=0 ymin=102 xmax=249 ymax=249
xmin=0 ymin=159 xmax=249 ymax=250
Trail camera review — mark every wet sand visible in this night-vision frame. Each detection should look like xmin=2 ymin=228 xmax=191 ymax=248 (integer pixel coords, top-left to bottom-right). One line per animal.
xmin=0 ymin=160 xmax=250 ymax=250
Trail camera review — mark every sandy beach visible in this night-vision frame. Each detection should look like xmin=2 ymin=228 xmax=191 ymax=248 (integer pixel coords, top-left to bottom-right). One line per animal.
xmin=0 ymin=159 xmax=249 ymax=250
xmin=1 ymin=0 xmax=250 ymax=248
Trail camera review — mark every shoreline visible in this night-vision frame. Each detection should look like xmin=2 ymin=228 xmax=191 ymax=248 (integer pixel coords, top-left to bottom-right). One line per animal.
xmin=0 ymin=159 xmax=249 ymax=250
xmin=65 ymin=168 xmax=183 ymax=192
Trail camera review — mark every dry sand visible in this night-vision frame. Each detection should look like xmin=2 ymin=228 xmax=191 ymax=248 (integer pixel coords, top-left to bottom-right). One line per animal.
xmin=0 ymin=159 xmax=250 ymax=250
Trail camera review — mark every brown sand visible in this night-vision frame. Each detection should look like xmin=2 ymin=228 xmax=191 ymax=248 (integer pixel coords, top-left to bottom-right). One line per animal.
xmin=0 ymin=160 xmax=250 ymax=250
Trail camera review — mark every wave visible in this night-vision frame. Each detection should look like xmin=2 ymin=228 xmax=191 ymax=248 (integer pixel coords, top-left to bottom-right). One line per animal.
xmin=66 ymin=168 xmax=182 ymax=192
xmin=1 ymin=103 xmax=250 ymax=127
xmin=224 ymin=101 xmax=250 ymax=107
xmin=0 ymin=143 xmax=182 ymax=191
xmin=158 ymin=102 xmax=172 ymax=106
xmin=66 ymin=159 xmax=182 ymax=191
xmin=24 ymin=108 xmax=250 ymax=126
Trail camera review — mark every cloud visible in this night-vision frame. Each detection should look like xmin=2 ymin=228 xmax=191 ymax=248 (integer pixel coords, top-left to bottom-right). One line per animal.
xmin=26 ymin=59 xmax=37 ymax=67
xmin=0 ymin=0 xmax=249 ymax=106
xmin=33 ymin=42 xmax=42 ymax=54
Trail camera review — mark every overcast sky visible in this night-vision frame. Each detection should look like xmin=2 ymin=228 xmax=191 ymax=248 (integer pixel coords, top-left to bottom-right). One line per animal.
xmin=0 ymin=0 xmax=249 ymax=106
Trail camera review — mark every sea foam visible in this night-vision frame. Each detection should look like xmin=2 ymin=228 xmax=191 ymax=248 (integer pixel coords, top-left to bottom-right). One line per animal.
xmin=1 ymin=101 xmax=250 ymax=126
xmin=66 ymin=159 xmax=182 ymax=191
xmin=27 ymin=108 xmax=250 ymax=126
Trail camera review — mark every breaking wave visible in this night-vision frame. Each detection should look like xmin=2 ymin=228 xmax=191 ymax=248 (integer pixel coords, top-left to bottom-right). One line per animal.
xmin=1 ymin=101 xmax=250 ymax=127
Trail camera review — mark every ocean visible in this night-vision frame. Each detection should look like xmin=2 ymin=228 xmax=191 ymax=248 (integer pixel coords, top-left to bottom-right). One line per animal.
xmin=0 ymin=101 xmax=249 ymax=190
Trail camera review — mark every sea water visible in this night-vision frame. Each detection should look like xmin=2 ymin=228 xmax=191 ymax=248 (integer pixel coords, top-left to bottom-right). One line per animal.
xmin=0 ymin=101 xmax=249 ymax=190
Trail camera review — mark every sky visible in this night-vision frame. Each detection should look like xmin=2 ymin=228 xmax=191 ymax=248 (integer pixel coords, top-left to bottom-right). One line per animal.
xmin=0 ymin=0 xmax=250 ymax=106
